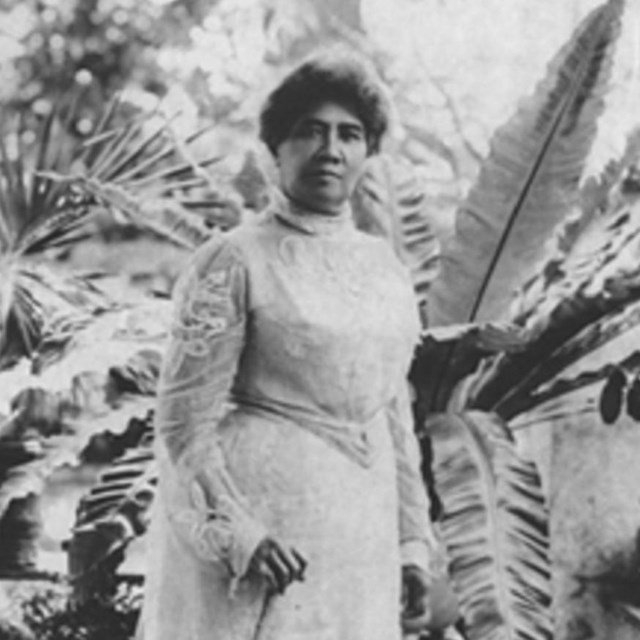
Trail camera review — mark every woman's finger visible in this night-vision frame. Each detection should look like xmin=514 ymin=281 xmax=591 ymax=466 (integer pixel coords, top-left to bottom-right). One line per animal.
xmin=276 ymin=544 xmax=307 ymax=583
xmin=274 ymin=544 xmax=299 ymax=580
xmin=287 ymin=546 xmax=308 ymax=581
xmin=266 ymin=548 xmax=293 ymax=593
xmin=258 ymin=560 xmax=278 ymax=594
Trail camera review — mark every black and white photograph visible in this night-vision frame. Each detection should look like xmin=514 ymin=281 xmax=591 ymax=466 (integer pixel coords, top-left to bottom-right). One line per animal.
xmin=0 ymin=1 xmax=638 ymax=639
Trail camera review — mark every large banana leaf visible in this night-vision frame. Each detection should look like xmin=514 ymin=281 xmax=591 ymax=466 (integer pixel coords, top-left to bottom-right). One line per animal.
xmin=458 ymin=134 xmax=640 ymax=418
xmin=351 ymin=153 xmax=440 ymax=325
xmin=69 ymin=438 xmax=157 ymax=600
xmin=426 ymin=411 xmax=552 ymax=640
xmin=0 ymin=305 xmax=166 ymax=530
xmin=428 ymin=0 xmax=624 ymax=327
xmin=436 ymin=128 xmax=640 ymax=640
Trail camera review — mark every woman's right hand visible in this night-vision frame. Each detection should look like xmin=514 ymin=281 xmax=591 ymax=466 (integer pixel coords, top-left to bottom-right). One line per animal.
xmin=249 ymin=537 xmax=307 ymax=594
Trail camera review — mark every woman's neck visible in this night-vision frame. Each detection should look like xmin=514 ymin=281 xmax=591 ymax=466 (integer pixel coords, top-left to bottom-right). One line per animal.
xmin=270 ymin=188 xmax=353 ymax=236
xmin=285 ymin=192 xmax=348 ymax=217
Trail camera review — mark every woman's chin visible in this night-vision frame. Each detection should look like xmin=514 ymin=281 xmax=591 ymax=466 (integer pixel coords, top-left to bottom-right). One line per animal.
xmin=290 ymin=191 xmax=347 ymax=215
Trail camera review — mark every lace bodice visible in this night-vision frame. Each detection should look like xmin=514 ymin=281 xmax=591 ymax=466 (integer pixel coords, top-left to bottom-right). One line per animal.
xmin=153 ymin=195 xmax=435 ymax=587
xmin=232 ymin=204 xmax=420 ymax=433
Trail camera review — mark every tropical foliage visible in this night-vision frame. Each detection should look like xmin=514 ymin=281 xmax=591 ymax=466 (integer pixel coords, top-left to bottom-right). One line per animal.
xmin=412 ymin=1 xmax=640 ymax=639
xmin=352 ymin=153 xmax=441 ymax=325
xmin=0 ymin=93 xmax=226 ymax=587
xmin=0 ymin=0 xmax=639 ymax=639
xmin=426 ymin=412 xmax=551 ymax=640
xmin=20 ymin=582 xmax=142 ymax=640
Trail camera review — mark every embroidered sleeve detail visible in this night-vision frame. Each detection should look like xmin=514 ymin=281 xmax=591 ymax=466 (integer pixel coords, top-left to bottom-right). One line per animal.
xmin=169 ymin=482 xmax=267 ymax=589
xmin=156 ymin=235 xmax=267 ymax=588
xmin=170 ymin=265 xmax=236 ymax=359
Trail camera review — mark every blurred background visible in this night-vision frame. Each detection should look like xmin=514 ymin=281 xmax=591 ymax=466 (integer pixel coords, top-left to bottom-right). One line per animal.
xmin=0 ymin=0 xmax=638 ymax=233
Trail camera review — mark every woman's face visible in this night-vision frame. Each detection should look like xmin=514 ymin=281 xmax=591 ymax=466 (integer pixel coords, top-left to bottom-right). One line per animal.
xmin=275 ymin=100 xmax=368 ymax=215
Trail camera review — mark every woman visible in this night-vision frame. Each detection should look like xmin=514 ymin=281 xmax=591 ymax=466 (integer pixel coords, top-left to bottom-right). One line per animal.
xmin=139 ymin=50 xmax=438 ymax=640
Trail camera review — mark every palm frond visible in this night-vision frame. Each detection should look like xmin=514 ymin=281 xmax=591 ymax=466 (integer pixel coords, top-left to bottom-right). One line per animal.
xmin=73 ymin=178 xmax=213 ymax=248
xmin=0 ymin=104 xmax=94 ymax=258
xmin=0 ymin=133 xmax=25 ymax=250
xmin=86 ymin=116 xmax=152 ymax=182
xmin=19 ymin=203 xmax=92 ymax=256
xmin=0 ymin=264 xmax=114 ymax=370
xmin=428 ymin=0 xmax=625 ymax=327
xmin=121 ymin=155 xmax=221 ymax=190
xmin=52 ymin=104 xmax=231 ymax=243
xmin=29 ymin=109 xmax=76 ymax=220
xmin=81 ymin=108 xmax=216 ymax=193
xmin=426 ymin=411 xmax=552 ymax=640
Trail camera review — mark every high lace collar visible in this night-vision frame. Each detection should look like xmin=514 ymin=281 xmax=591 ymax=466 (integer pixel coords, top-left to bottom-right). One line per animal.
xmin=267 ymin=188 xmax=354 ymax=237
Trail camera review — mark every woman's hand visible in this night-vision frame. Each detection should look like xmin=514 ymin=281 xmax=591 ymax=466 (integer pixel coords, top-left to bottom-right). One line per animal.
xmin=401 ymin=564 xmax=431 ymax=633
xmin=249 ymin=537 xmax=307 ymax=595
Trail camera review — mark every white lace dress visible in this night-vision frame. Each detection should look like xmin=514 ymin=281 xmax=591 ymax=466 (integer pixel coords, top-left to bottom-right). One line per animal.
xmin=137 ymin=196 xmax=437 ymax=640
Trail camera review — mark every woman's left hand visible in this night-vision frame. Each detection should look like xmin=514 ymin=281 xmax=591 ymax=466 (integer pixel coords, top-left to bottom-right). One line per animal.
xmin=401 ymin=564 xmax=431 ymax=633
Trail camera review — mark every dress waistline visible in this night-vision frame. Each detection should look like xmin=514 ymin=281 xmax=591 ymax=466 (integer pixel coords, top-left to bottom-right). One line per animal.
xmin=232 ymin=395 xmax=385 ymax=468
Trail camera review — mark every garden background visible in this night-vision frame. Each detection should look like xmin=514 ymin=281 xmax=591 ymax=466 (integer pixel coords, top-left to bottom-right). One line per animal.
xmin=0 ymin=1 xmax=639 ymax=639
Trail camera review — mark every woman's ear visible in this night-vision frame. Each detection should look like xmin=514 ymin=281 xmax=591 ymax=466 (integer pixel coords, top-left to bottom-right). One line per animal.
xmin=365 ymin=135 xmax=377 ymax=157
xmin=270 ymin=145 xmax=280 ymax=166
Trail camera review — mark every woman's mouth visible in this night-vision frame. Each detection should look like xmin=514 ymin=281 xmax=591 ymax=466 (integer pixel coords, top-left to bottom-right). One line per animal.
xmin=308 ymin=169 xmax=341 ymax=179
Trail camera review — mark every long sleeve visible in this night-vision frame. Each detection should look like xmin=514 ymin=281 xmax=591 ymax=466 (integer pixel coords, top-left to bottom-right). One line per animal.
xmin=387 ymin=379 xmax=440 ymax=579
xmin=154 ymin=234 xmax=266 ymax=584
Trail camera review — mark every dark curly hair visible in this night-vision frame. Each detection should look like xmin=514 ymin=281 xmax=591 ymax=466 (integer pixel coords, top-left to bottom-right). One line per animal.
xmin=259 ymin=50 xmax=390 ymax=156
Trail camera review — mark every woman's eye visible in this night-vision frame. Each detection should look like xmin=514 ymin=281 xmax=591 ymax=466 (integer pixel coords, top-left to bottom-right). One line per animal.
xmin=294 ymin=124 xmax=323 ymax=138
xmin=339 ymin=126 xmax=364 ymax=142
xmin=343 ymin=131 xmax=363 ymax=142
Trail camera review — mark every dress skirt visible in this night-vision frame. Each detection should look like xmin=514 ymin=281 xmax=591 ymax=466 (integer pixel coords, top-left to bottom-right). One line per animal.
xmin=139 ymin=408 xmax=403 ymax=640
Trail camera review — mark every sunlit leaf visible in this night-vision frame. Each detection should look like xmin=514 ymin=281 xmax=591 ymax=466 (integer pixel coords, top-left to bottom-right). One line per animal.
xmin=428 ymin=0 xmax=625 ymax=327
xmin=426 ymin=411 xmax=552 ymax=640
xmin=69 ymin=440 xmax=157 ymax=581
xmin=73 ymin=179 xmax=213 ymax=248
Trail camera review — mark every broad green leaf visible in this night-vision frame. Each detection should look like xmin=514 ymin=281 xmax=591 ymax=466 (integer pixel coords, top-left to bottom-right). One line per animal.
xmin=0 ymin=305 xmax=166 ymax=529
xmin=460 ymin=168 xmax=640 ymax=418
xmin=428 ymin=0 xmax=625 ymax=327
xmin=0 ymin=435 xmax=78 ymax=521
xmin=426 ymin=411 xmax=552 ymax=640
xmin=69 ymin=441 xmax=157 ymax=582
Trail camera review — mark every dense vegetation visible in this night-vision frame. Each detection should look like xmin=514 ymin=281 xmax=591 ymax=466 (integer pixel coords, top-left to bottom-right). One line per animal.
xmin=0 ymin=1 xmax=638 ymax=639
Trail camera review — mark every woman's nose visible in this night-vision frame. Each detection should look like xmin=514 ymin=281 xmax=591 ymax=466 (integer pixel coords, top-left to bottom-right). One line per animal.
xmin=318 ymin=131 xmax=342 ymax=160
